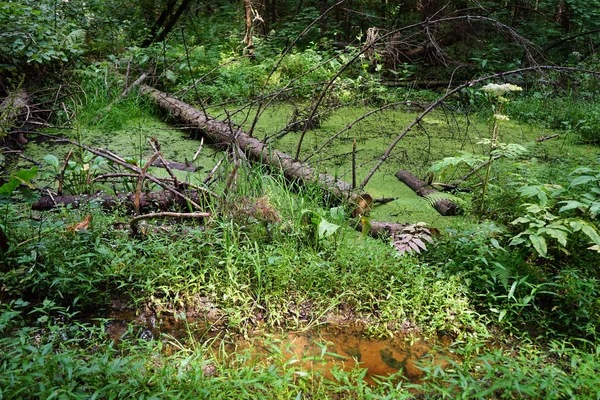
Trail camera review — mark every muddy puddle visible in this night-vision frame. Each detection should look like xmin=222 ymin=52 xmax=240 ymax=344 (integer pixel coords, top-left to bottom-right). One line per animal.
xmin=100 ymin=307 xmax=450 ymax=384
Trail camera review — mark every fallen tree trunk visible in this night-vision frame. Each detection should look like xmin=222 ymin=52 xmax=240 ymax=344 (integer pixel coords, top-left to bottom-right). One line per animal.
xmin=395 ymin=170 xmax=460 ymax=216
xmin=32 ymin=191 xmax=206 ymax=213
xmin=138 ymin=84 xmax=373 ymax=215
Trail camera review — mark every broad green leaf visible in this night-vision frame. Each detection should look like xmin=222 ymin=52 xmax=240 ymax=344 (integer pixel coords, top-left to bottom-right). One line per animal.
xmin=581 ymin=224 xmax=600 ymax=246
xmin=318 ymin=219 xmax=339 ymax=239
xmin=571 ymin=167 xmax=594 ymax=175
xmin=509 ymin=235 xmax=526 ymax=246
xmin=570 ymin=175 xmax=597 ymax=186
xmin=43 ymin=154 xmax=59 ymax=169
xmin=518 ymin=185 xmax=542 ymax=198
xmin=589 ymin=202 xmax=600 ymax=217
xmin=508 ymin=280 xmax=518 ymax=300
xmin=15 ymin=166 xmax=37 ymax=182
xmin=569 ymin=220 xmax=583 ymax=231
xmin=498 ymin=309 xmax=507 ymax=322
xmin=525 ymin=204 xmax=543 ymax=214
xmin=511 ymin=217 xmax=530 ymax=225
xmin=541 ymin=228 xmax=568 ymax=247
xmin=0 ymin=178 xmax=20 ymax=196
xmin=529 ymin=234 xmax=547 ymax=257
xmin=558 ymin=200 xmax=587 ymax=213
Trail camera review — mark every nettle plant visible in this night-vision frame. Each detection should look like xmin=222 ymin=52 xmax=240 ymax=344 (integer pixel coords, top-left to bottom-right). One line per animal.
xmin=509 ymin=164 xmax=600 ymax=258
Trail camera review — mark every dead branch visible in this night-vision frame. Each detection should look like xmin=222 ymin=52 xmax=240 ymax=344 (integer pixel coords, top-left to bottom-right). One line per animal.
xmin=138 ymin=84 xmax=372 ymax=214
xmin=39 ymin=133 xmax=206 ymax=210
xmin=32 ymin=191 xmax=208 ymax=212
xmin=135 ymin=151 xmax=160 ymax=214
xmin=130 ymin=211 xmax=210 ymax=236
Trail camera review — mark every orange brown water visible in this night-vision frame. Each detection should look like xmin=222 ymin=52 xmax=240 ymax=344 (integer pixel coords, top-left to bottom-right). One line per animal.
xmin=100 ymin=309 xmax=449 ymax=383
xmin=234 ymin=330 xmax=448 ymax=383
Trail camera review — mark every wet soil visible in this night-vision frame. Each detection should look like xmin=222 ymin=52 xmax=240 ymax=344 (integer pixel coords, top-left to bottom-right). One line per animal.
xmin=97 ymin=301 xmax=451 ymax=384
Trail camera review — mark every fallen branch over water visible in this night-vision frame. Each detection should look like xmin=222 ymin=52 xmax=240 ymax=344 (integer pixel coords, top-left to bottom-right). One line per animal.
xmin=138 ymin=84 xmax=373 ymax=215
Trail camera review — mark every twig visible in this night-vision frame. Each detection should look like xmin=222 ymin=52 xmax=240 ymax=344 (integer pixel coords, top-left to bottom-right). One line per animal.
xmin=148 ymin=137 xmax=179 ymax=187
xmin=57 ymin=151 xmax=72 ymax=196
xmin=352 ymin=139 xmax=357 ymax=189
xmin=360 ymin=65 xmax=600 ymax=189
xmin=223 ymin=160 xmax=240 ymax=197
xmin=135 ymin=151 xmax=160 ymax=214
xmin=39 ymin=133 xmax=204 ymax=210
xmin=203 ymin=157 xmax=224 ymax=185
xmin=373 ymin=197 xmax=396 ymax=205
xmin=90 ymin=173 xmax=139 ymax=183
xmin=193 ymin=137 xmax=204 ymax=162
xmin=121 ymin=73 xmax=148 ymax=98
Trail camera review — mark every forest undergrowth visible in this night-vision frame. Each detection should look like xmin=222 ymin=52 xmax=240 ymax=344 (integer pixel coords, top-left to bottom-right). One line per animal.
xmin=2 ymin=0 xmax=600 ymax=397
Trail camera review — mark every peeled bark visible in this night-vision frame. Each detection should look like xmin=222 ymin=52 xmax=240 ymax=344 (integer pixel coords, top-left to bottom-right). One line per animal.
xmin=395 ymin=170 xmax=459 ymax=216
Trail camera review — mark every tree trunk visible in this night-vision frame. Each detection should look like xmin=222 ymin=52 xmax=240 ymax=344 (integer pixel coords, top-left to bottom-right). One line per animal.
xmin=141 ymin=0 xmax=179 ymax=47
xmin=395 ymin=170 xmax=459 ymax=216
xmin=137 ymin=84 xmax=373 ymax=215
xmin=242 ymin=0 xmax=255 ymax=55
xmin=154 ymin=0 xmax=193 ymax=44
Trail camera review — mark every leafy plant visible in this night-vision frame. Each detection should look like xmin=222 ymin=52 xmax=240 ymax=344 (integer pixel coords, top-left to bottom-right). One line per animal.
xmin=509 ymin=172 xmax=600 ymax=258
xmin=391 ymin=222 xmax=433 ymax=256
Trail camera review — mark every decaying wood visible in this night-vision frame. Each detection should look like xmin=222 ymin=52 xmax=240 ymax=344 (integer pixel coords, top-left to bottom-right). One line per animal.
xmin=395 ymin=170 xmax=459 ymax=216
xmin=32 ymin=191 xmax=207 ymax=212
xmin=138 ymin=84 xmax=373 ymax=215
xmin=131 ymin=211 xmax=210 ymax=236
xmin=353 ymin=219 xmax=408 ymax=238
xmin=536 ymin=133 xmax=559 ymax=142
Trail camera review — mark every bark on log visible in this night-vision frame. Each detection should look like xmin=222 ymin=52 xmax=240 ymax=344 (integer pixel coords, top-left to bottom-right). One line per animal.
xmin=32 ymin=191 xmax=207 ymax=213
xmin=353 ymin=219 xmax=408 ymax=238
xmin=138 ymin=84 xmax=373 ymax=215
xmin=395 ymin=170 xmax=459 ymax=216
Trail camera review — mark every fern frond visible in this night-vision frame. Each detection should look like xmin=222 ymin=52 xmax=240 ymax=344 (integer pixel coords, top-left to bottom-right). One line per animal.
xmin=63 ymin=29 xmax=87 ymax=47
xmin=422 ymin=192 xmax=466 ymax=208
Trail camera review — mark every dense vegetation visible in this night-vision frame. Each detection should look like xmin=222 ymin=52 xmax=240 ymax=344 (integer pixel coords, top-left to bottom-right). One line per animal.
xmin=1 ymin=0 xmax=600 ymax=398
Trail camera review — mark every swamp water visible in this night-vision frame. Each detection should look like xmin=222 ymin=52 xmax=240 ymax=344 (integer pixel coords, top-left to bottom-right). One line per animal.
xmin=101 ymin=307 xmax=450 ymax=384
xmin=21 ymin=104 xmax=563 ymax=228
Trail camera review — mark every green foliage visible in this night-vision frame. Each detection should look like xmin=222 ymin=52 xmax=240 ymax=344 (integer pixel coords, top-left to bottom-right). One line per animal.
xmin=415 ymin=340 xmax=600 ymax=399
xmin=0 ymin=0 xmax=86 ymax=71
xmin=508 ymin=165 xmax=600 ymax=259
xmin=508 ymin=93 xmax=600 ymax=144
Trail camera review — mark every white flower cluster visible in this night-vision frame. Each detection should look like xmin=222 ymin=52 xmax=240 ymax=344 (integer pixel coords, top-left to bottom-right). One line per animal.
xmin=480 ymin=83 xmax=523 ymax=96
xmin=493 ymin=114 xmax=510 ymax=121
